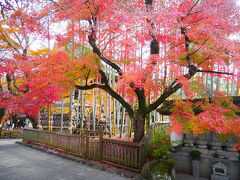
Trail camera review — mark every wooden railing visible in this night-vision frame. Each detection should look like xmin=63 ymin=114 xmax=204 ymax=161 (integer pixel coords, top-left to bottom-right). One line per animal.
xmin=101 ymin=138 xmax=143 ymax=170
xmin=23 ymin=128 xmax=144 ymax=172
xmin=0 ymin=129 xmax=23 ymax=138
xmin=23 ymin=129 xmax=88 ymax=157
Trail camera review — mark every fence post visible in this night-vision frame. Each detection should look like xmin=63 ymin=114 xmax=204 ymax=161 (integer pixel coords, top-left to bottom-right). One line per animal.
xmin=86 ymin=129 xmax=89 ymax=158
xmin=23 ymin=129 xmax=25 ymax=142
xmin=57 ymin=133 xmax=59 ymax=148
xmin=26 ymin=129 xmax=28 ymax=142
xmin=37 ymin=130 xmax=39 ymax=144
xmin=69 ymin=135 xmax=71 ymax=150
xmin=139 ymin=143 xmax=142 ymax=170
xmin=50 ymin=132 xmax=53 ymax=146
xmin=99 ymin=128 xmax=103 ymax=161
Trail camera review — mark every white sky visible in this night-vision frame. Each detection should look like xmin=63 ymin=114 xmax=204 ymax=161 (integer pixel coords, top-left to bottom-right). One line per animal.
xmin=30 ymin=21 xmax=68 ymax=51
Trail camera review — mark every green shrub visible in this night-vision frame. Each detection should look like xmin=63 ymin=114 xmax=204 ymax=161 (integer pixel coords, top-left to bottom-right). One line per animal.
xmin=189 ymin=150 xmax=201 ymax=160
xmin=151 ymin=159 xmax=175 ymax=175
xmin=152 ymin=144 xmax=171 ymax=159
xmin=150 ymin=125 xmax=171 ymax=159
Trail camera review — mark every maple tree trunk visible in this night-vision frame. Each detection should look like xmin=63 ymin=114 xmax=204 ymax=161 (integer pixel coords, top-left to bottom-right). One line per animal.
xmin=132 ymin=111 xmax=146 ymax=143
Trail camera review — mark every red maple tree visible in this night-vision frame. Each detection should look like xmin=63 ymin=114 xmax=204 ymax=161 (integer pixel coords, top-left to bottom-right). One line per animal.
xmin=48 ymin=0 xmax=240 ymax=143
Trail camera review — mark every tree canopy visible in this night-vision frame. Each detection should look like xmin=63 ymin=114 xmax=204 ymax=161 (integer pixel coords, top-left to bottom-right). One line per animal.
xmin=0 ymin=0 xmax=240 ymax=147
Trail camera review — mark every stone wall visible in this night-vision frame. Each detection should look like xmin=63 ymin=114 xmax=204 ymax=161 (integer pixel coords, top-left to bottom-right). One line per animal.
xmin=172 ymin=152 xmax=240 ymax=180
xmin=182 ymin=132 xmax=239 ymax=160
xmin=172 ymin=132 xmax=240 ymax=180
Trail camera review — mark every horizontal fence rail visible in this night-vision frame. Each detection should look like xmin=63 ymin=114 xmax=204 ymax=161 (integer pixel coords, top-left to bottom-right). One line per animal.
xmin=23 ymin=128 xmax=144 ymax=171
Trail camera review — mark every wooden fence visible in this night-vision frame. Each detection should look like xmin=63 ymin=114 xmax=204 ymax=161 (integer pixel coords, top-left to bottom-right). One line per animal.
xmin=0 ymin=129 xmax=23 ymax=138
xmin=23 ymin=128 xmax=144 ymax=171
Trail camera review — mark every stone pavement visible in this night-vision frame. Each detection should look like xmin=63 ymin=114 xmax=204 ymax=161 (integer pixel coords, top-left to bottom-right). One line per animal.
xmin=0 ymin=139 xmax=209 ymax=180
xmin=176 ymin=173 xmax=209 ymax=180
xmin=0 ymin=139 xmax=128 ymax=180
xmin=0 ymin=138 xmax=22 ymax=145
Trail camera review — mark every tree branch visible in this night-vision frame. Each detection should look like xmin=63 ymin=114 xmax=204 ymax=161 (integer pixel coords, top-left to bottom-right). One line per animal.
xmin=48 ymin=0 xmax=65 ymax=10
xmin=187 ymin=0 xmax=200 ymax=16
xmin=101 ymin=25 xmax=140 ymax=52
xmin=75 ymin=83 xmax=134 ymax=117
xmin=98 ymin=69 xmax=108 ymax=85
xmin=6 ymin=74 xmax=17 ymax=95
xmin=197 ymin=55 xmax=211 ymax=66
xmin=130 ymin=82 xmax=147 ymax=113
xmin=188 ymin=3 xmax=223 ymax=16
xmin=146 ymin=65 xmax=198 ymax=114
xmin=0 ymin=33 xmax=20 ymax=54
xmin=181 ymin=27 xmax=191 ymax=66
xmin=84 ymin=69 xmax=91 ymax=85
xmin=189 ymin=36 xmax=210 ymax=56
xmin=197 ymin=70 xmax=233 ymax=76
xmin=12 ymin=74 xmax=19 ymax=90
xmin=88 ymin=33 xmax=122 ymax=76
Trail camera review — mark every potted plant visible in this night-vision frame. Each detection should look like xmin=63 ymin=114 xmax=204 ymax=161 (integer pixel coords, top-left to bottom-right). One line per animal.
xmin=189 ymin=150 xmax=201 ymax=177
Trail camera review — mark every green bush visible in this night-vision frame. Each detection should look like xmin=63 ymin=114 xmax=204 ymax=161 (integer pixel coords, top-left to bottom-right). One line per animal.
xmin=189 ymin=150 xmax=201 ymax=160
xmin=152 ymin=144 xmax=171 ymax=159
xmin=150 ymin=125 xmax=171 ymax=159
xmin=151 ymin=159 xmax=175 ymax=175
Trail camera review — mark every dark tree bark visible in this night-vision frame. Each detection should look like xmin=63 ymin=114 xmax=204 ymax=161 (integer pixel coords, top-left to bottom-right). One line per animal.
xmin=132 ymin=111 xmax=146 ymax=142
